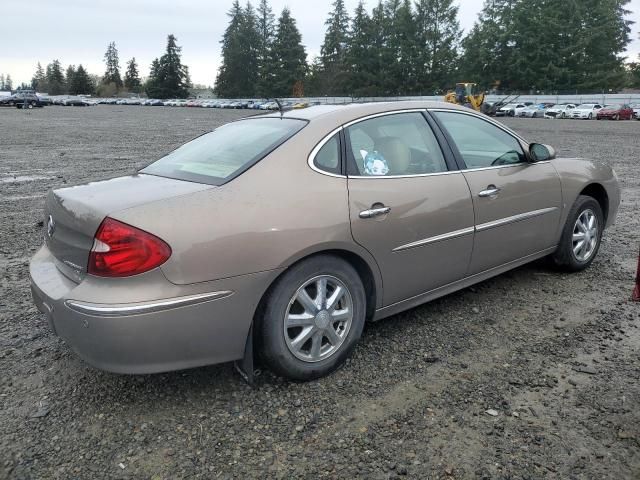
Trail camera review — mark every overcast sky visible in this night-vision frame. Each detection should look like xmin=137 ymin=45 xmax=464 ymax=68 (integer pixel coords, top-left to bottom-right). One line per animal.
xmin=1 ymin=0 xmax=639 ymax=87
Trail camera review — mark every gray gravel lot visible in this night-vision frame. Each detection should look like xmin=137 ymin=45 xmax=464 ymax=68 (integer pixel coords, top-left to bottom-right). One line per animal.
xmin=1 ymin=106 xmax=639 ymax=479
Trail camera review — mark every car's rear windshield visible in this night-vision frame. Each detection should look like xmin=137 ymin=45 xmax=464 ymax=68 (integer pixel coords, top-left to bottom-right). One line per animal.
xmin=141 ymin=117 xmax=306 ymax=185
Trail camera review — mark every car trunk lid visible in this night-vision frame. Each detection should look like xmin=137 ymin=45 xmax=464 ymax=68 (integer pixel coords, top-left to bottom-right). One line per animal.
xmin=44 ymin=174 xmax=212 ymax=281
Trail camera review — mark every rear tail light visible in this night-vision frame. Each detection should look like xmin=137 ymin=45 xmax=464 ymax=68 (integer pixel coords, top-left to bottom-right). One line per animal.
xmin=88 ymin=217 xmax=171 ymax=277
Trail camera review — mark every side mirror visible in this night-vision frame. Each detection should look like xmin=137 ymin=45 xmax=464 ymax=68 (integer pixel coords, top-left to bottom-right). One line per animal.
xmin=529 ymin=143 xmax=556 ymax=162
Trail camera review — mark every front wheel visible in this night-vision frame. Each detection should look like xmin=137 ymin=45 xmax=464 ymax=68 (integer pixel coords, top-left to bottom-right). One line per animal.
xmin=552 ymin=195 xmax=604 ymax=272
xmin=588 ymin=113 xmax=592 ymax=120
xmin=613 ymin=114 xmax=619 ymax=121
xmin=259 ymin=255 xmax=366 ymax=381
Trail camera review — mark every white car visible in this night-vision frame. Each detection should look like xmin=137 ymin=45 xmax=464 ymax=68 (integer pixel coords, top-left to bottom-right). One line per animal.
xmin=496 ymin=103 xmax=527 ymax=117
xmin=631 ymin=103 xmax=640 ymax=120
xmin=544 ymin=104 xmax=576 ymax=119
xmin=569 ymin=104 xmax=603 ymax=120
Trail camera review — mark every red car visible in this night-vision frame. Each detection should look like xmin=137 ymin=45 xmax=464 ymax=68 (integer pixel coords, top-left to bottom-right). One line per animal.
xmin=596 ymin=104 xmax=634 ymax=120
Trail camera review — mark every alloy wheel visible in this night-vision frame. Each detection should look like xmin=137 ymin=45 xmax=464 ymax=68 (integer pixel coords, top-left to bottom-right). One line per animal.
xmin=283 ymin=275 xmax=353 ymax=363
xmin=572 ymin=209 xmax=599 ymax=262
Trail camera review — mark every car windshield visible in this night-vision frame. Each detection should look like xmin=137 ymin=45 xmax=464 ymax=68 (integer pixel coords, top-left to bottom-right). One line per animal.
xmin=142 ymin=118 xmax=306 ymax=186
xmin=606 ymin=104 xmax=622 ymax=109
xmin=577 ymin=104 xmax=595 ymax=109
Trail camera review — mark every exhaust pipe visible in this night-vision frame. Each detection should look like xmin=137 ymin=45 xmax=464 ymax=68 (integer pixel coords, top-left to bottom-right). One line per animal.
xmin=633 ymin=246 xmax=640 ymax=302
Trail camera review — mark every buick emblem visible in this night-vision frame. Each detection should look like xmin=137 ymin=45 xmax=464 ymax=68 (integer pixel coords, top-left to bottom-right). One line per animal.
xmin=47 ymin=215 xmax=55 ymax=238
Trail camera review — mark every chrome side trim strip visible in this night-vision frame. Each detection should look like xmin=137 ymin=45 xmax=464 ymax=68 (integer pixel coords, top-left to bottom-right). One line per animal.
xmin=393 ymin=227 xmax=475 ymax=252
xmin=476 ymin=207 xmax=558 ymax=232
xmin=65 ymin=291 xmax=233 ymax=317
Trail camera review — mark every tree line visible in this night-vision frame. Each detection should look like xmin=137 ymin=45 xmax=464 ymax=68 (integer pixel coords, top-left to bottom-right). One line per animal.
xmin=216 ymin=0 xmax=638 ymax=98
xmin=27 ymin=35 xmax=191 ymax=98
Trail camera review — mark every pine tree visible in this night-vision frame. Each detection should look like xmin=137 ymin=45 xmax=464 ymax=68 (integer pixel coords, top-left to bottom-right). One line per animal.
xmin=124 ymin=57 xmax=142 ymax=93
xmin=319 ymin=0 xmax=350 ymax=94
xmin=0 ymin=74 xmax=4 ymax=90
xmin=415 ymin=0 xmax=461 ymax=93
xmin=32 ymin=62 xmax=46 ymax=92
xmin=367 ymin=1 xmax=389 ymax=96
xmin=146 ymin=34 xmax=191 ymax=99
xmin=4 ymin=74 xmax=13 ymax=91
xmin=256 ymin=0 xmax=276 ymax=97
xmin=69 ymin=65 xmax=94 ymax=95
xmin=103 ymin=41 xmax=123 ymax=89
xmin=214 ymin=1 xmax=261 ymax=98
xmin=344 ymin=1 xmax=376 ymax=96
xmin=271 ymin=7 xmax=307 ymax=97
xmin=46 ymin=60 xmax=65 ymax=95
xmin=65 ymin=65 xmax=76 ymax=94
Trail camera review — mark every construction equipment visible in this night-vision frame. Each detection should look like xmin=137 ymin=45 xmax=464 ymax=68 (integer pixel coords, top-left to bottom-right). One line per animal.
xmin=481 ymin=94 xmax=521 ymax=116
xmin=444 ymin=83 xmax=485 ymax=111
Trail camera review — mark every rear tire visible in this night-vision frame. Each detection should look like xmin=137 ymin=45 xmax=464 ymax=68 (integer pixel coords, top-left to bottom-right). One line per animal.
xmin=613 ymin=114 xmax=619 ymax=121
xmin=552 ymin=195 xmax=604 ymax=272
xmin=259 ymin=255 xmax=366 ymax=381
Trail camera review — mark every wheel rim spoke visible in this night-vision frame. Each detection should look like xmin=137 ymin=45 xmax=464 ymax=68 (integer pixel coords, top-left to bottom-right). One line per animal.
xmin=309 ymin=331 xmax=323 ymax=359
xmin=331 ymin=308 xmax=350 ymax=322
xmin=287 ymin=312 xmax=315 ymax=327
xmin=572 ymin=232 xmax=585 ymax=242
xmin=297 ymin=289 xmax=318 ymax=315
xmin=325 ymin=326 xmax=341 ymax=346
xmin=326 ymin=285 xmax=344 ymax=311
xmin=315 ymin=278 xmax=327 ymax=310
xmin=291 ymin=326 xmax=315 ymax=350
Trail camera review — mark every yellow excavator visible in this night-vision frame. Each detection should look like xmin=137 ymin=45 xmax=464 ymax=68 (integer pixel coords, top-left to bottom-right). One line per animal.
xmin=444 ymin=82 xmax=485 ymax=111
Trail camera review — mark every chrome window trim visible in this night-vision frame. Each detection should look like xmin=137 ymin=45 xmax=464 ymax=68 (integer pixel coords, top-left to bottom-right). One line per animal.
xmin=475 ymin=207 xmax=559 ymax=232
xmin=392 ymin=227 xmax=475 ymax=252
xmin=307 ymin=125 xmax=345 ymax=178
xmin=341 ymin=108 xmax=428 ymax=129
xmin=427 ymin=108 xmax=529 ymax=145
xmin=65 ymin=290 xmax=233 ymax=317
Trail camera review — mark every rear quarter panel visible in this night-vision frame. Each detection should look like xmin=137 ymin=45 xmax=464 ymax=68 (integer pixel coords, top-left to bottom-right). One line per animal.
xmin=551 ymin=158 xmax=620 ymax=231
xmin=111 ymin=118 xmax=384 ymax=305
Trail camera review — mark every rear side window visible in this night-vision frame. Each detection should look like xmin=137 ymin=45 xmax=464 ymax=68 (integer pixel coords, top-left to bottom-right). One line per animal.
xmin=345 ymin=112 xmax=447 ymax=176
xmin=433 ymin=111 xmax=526 ymax=168
xmin=313 ymin=133 xmax=341 ymax=174
xmin=142 ymin=118 xmax=306 ymax=185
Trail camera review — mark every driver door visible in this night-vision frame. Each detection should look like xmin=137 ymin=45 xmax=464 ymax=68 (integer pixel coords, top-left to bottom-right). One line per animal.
xmin=432 ymin=111 xmax=562 ymax=274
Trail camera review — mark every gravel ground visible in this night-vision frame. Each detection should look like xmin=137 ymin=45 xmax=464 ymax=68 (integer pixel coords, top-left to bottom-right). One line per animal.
xmin=1 ymin=106 xmax=639 ymax=480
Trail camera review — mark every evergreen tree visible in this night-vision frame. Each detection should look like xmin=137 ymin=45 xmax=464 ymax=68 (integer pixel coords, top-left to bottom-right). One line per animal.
xmin=146 ymin=34 xmax=191 ymax=98
xmin=4 ymin=74 xmax=12 ymax=91
xmin=0 ymin=74 xmax=4 ymax=90
xmin=103 ymin=41 xmax=123 ymax=89
xmin=319 ymin=0 xmax=350 ymax=94
xmin=415 ymin=0 xmax=461 ymax=93
xmin=32 ymin=62 xmax=46 ymax=92
xmin=46 ymin=60 xmax=65 ymax=95
xmin=214 ymin=1 xmax=260 ymax=98
xmin=256 ymin=0 xmax=276 ymax=97
xmin=124 ymin=57 xmax=142 ymax=92
xmin=271 ymin=7 xmax=307 ymax=97
xmin=344 ymin=1 xmax=376 ymax=96
xmin=70 ymin=65 xmax=94 ymax=95
xmin=65 ymin=65 xmax=76 ymax=94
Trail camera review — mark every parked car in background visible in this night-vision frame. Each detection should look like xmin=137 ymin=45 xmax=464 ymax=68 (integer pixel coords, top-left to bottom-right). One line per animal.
xmin=496 ymin=103 xmax=527 ymax=117
xmin=570 ymin=104 xmax=603 ymax=120
xmin=631 ymin=103 xmax=640 ymax=120
xmin=7 ymin=93 xmax=47 ymax=109
xmin=518 ymin=104 xmax=547 ymax=118
xmin=544 ymin=104 xmax=576 ymax=119
xmin=29 ymin=101 xmax=620 ymax=381
xmin=596 ymin=104 xmax=634 ymax=120
xmin=62 ymin=97 xmax=88 ymax=106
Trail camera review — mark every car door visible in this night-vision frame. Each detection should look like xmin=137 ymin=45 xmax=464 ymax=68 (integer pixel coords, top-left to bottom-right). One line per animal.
xmin=344 ymin=111 xmax=475 ymax=306
xmin=431 ymin=110 xmax=562 ymax=275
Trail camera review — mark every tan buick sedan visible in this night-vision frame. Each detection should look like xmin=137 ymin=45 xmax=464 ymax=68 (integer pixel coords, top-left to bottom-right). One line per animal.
xmin=30 ymin=102 xmax=620 ymax=380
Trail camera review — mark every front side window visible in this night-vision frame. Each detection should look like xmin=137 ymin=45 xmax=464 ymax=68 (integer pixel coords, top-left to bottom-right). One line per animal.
xmin=433 ymin=111 xmax=526 ymax=168
xmin=345 ymin=112 xmax=447 ymax=176
xmin=142 ymin=118 xmax=306 ymax=185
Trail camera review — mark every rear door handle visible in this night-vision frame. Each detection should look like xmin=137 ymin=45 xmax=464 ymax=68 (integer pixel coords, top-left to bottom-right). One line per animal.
xmin=359 ymin=206 xmax=391 ymax=218
xmin=478 ymin=185 xmax=501 ymax=197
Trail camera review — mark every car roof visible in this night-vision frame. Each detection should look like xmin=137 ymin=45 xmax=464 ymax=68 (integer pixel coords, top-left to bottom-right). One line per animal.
xmin=258 ymin=101 xmax=470 ymax=124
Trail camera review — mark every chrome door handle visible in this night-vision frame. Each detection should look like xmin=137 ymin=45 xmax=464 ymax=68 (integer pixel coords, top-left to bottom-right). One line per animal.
xmin=359 ymin=206 xmax=391 ymax=218
xmin=478 ymin=186 xmax=501 ymax=197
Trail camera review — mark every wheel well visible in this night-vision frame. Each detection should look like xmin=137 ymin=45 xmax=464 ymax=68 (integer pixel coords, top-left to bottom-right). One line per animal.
xmin=252 ymin=249 xmax=378 ymax=328
xmin=580 ymin=183 xmax=609 ymax=224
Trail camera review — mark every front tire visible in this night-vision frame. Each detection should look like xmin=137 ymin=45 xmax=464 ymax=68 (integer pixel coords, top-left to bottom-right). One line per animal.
xmin=259 ymin=255 xmax=366 ymax=381
xmin=552 ymin=195 xmax=604 ymax=272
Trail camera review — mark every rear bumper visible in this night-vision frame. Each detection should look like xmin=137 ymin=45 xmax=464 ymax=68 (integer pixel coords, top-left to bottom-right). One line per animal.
xmin=29 ymin=245 xmax=279 ymax=374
